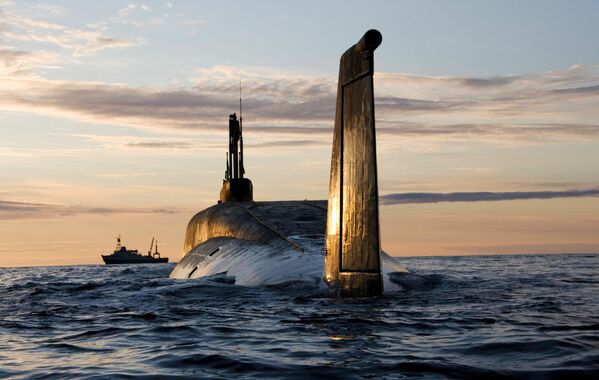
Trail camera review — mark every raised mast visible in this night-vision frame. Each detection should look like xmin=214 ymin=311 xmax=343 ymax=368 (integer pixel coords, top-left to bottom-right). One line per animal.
xmin=229 ymin=113 xmax=240 ymax=179
xmin=219 ymin=94 xmax=253 ymax=203
xmin=148 ymin=237 xmax=154 ymax=255
xmin=239 ymin=81 xmax=244 ymax=179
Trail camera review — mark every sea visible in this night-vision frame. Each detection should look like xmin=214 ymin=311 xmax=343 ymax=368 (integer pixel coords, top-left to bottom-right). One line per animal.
xmin=1 ymin=254 xmax=598 ymax=379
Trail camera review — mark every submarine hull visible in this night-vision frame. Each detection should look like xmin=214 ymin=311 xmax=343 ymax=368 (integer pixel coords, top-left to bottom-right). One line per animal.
xmin=169 ymin=201 xmax=406 ymax=288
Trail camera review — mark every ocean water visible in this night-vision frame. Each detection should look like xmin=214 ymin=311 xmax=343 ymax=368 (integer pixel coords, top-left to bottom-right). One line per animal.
xmin=1 ymin=254 xmax=598 ymax=379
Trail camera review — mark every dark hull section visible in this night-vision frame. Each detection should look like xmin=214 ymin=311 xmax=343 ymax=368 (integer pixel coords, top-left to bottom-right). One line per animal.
xmin=102 ymin=255 xmax=168 ymax=265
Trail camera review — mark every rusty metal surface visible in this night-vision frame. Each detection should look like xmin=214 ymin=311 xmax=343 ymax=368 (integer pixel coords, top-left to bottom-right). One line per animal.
xmin=324 ymin=30 xmax=383 ymax=296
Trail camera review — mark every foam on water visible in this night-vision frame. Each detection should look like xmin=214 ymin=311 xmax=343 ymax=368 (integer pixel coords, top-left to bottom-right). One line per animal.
xmin=1 ymin=254 xmax=598 ymax=379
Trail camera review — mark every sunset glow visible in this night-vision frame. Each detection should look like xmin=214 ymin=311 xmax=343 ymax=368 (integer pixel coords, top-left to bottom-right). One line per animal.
xmin=1 ymin=1 xmax=598 ymax=266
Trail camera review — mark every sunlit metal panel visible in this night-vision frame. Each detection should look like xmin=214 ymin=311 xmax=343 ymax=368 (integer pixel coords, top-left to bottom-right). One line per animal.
xmin=324 ymin=30 xmax=383 ymax=297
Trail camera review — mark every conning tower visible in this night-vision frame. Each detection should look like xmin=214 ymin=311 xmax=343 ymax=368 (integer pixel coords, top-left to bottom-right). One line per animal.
xmin=220 ymin=112 xmax=253 ymax=202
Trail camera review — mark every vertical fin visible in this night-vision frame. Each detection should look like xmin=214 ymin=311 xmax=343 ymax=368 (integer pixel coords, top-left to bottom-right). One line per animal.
xmin=324 ymin=30 xmax=383 ymax=297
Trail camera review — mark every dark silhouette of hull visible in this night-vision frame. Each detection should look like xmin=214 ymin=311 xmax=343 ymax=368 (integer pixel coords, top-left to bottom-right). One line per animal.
xmin=103 ymin=236 xmax=168 ymax=265
xmin=102 ymin=253 xmax=168 ymax=264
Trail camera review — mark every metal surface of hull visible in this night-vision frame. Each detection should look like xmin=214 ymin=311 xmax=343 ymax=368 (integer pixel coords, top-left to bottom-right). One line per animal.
xmin=169 ymin=201 xmax=406 ymax=289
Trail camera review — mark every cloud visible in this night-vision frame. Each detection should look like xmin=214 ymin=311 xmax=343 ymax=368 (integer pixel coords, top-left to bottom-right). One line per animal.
xmin=450 ymin=167 xmax=497 ymax=174
xmin=380 ymin=189 xmax=599 ymax=205
xmin=375 ymin=96 xmax=469 ymax=111
xmin=125 ymin=141 xmax=194 ymax=149
xmin=1 ymin=64 xmax=598 ymax=143
xmin=0 ymin=3 xmax=138 ymax=57
xmin=455 ymin=77 xmax=516 ymax=88
xmin=89 ymin=2 xmax=202 ymax=32
xmin=247 ymin=139 xmax=328 ymax=148
xmin=0 ymin=74 xmax=336 ymax=134
xmin=376 ymin=121 xmax=599 ymax=140
xmin=0 ymin=48 xmax=61 ymax=75
xmin=65 ymin=132 xmax=329 ymax=152
xmin=0 ymin=199 xmax=178 ymax=220
xmin=1 ymin=0 xmax=598 ymax=148
xmin=5 ymin=189 xmax=596 ymax=220
xmin=551 ymin=84 xmax=599 ymax=95
xmin=63 ymin=132 xmax=330 ymax=152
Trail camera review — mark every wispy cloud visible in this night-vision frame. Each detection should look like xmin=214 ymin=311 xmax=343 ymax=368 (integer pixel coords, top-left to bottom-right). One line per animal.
xmin=0 ymin=48 xmax=62 ymax=76
xmin=125 ymin=141 xmax=194 ymax=149
xmin=380 ymin=189 xmax=599 ymax=205
xmin=88 ymin=2 xmax=202 ymax=33
xmin=0 ymin=62 xmax=598 ymax=142
xmin=450 ymin=167 xmax=497 ymax=174
xmin=0 ymin=199 xmax=178 ymax=220
xmin=64 ymin=132 xmax=328 ymax=151
xmin=0 ymin=5 xmax=138 ymax=58
xmin=0 ymin=2 xmax=598 ymax=145
xmin=247 ymin=139 xmax=328 ymax=148
xmin=4 ymin=189 xmax=596 ymax=219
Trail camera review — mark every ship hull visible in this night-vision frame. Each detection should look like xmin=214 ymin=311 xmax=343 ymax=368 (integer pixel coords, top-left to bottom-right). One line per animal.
xmin=102 ymin=255 xmax=169 ymax=265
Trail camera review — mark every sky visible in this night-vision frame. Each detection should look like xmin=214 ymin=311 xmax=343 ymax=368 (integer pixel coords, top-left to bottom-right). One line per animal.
xmin=1 ymin=0 xmax=598 ymax=267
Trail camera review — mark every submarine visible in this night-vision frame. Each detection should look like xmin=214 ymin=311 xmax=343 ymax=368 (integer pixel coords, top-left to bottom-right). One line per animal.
xmin=170 ymin=30 xmax=407 ymax=297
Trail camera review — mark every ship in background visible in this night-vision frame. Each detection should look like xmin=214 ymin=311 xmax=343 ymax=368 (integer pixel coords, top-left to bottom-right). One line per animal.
xmin=102 ymin=236 xmax=168 ymax=264
xmin=170 ymin=30 xmax=407 ymax=297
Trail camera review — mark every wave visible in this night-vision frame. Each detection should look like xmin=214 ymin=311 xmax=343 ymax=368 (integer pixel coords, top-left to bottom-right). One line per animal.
xmin=0 ymin=254 xmax=597 ymax=378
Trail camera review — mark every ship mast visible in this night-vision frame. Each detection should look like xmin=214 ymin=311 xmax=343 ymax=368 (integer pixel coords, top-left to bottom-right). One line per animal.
xmin=148 ymin=237 xmax=154 ymax=256
xmin=239 ymin=80 xmax=244 ymax=178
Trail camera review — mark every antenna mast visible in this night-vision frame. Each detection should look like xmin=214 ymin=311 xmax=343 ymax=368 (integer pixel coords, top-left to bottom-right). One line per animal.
xmin=225 ymin=151 xmax=230 ymax=180
xmin=148 ymin=237 xmax=154 ymax=255
xmin=219 ymin=80 xmax=253 ymax=203
xmin=239 ymin=80 xmax=244 ymax=178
